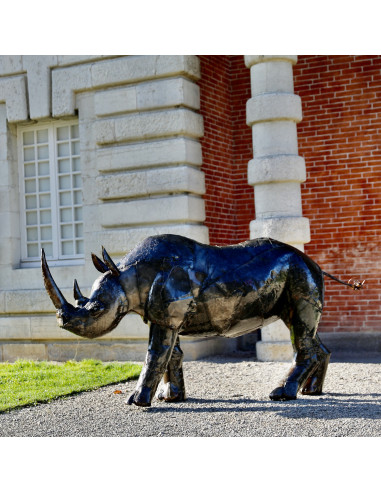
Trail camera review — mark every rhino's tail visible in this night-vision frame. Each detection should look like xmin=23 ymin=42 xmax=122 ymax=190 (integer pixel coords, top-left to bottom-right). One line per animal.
xmin=322 ymin=271 xmax=365 ymax=291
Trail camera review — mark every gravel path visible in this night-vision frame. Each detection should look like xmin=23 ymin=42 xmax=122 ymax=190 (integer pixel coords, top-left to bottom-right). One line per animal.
xmin=1 ymin=353 xmax=380 ymax=437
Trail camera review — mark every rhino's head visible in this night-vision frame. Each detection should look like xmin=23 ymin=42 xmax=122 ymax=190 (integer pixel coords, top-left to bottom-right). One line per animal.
xmin=41 ymin=247 xmax=129 ymax=339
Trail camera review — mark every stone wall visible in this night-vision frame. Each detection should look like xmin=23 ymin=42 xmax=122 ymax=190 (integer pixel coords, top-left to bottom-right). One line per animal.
xmin=0 ymin=55 xmax=237 ymax=362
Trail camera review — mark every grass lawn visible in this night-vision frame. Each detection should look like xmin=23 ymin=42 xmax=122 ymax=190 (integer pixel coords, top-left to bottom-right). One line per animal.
xmin=0 ymin=359 xmax=142 ymax=412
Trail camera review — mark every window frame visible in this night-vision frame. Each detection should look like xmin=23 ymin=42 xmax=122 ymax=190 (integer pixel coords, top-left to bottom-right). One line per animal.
xmin=18 ymin=119 xmax=84 ymax=267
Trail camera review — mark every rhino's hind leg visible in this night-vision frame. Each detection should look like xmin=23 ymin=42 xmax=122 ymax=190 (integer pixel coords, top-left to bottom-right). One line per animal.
xmin=270 ymin=298 xmax=323 ymax=401
xmin=157 ymin=335 xmax=186 ymax=402
xmin=301 ymin=334 xmax=331 ymax=395
xmin=269 ymin=352 xmax=319 ymax=401
xmin=126 ymin=324 xmax=178 ymax=407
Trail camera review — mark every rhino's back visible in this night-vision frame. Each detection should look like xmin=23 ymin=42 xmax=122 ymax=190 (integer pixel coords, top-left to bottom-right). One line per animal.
xmin=118 ymin=234 xmax=323 ymax=291
xmin=120 ymin=234 xmax=293 ymax=270
xmin=193 ymin=237 xmax=284 ymax=279
xmin=119 ymin=234 xmax=198 ymax=269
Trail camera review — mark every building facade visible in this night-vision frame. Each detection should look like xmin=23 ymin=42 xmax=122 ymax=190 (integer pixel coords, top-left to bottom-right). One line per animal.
xmin=0 ymin=55 xmax=379 ymax=362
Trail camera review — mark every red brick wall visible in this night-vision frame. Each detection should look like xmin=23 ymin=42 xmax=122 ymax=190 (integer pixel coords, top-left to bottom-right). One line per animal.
xmin=198 ymin=55 xmax=253 ymax=245
xmin=199 ymin=55 xmax=381 ymax=333
xmin=295 ymin=55 xmax=381 ymax=333
xmin=230 ymin=56 xmax=255 ymax=242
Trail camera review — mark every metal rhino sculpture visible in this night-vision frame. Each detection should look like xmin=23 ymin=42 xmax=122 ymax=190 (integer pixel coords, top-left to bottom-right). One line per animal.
xmin=41 ymin=234 xmax=364 ymax=406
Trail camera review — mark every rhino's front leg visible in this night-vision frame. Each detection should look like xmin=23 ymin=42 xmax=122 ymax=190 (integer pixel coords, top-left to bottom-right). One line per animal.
xmin=157 ymin=335 xmax=186 ymax=402
xmin=127 ymin=323 xmax=177 ymax=407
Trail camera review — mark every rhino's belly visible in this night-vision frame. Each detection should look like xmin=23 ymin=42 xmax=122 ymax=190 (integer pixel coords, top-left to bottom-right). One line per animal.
xmin=177 ymin=297 xmax=280 ymax=339
xmin=178 ymin=315 xmax=279 ymax=338
xmin=178 ymin=310 xmax=221 ymax=337
xmin=222 ymin=315 xmax=279 ymax=338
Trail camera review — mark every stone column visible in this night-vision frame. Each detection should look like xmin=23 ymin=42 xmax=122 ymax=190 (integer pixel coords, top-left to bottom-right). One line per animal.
xmin=245 ymin=55 xmax=310 ymax=361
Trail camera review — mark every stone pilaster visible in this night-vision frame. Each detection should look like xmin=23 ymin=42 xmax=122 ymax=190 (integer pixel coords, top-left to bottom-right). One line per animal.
xmin=245 ymin=55 xmax=310 ymax=361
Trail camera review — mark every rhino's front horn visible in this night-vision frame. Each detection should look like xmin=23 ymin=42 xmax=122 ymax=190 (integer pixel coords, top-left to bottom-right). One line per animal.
xmin=41 ymin=249 xmax=69 ymax=309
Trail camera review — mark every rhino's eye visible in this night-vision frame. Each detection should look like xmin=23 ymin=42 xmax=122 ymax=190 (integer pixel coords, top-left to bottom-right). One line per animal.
xmin=76 ymin=298 xmax=88 ymax=308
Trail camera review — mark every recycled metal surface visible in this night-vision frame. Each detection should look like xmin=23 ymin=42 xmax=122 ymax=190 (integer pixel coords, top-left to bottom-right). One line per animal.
xmin=41 ymin=234 xmax=363 ymax=407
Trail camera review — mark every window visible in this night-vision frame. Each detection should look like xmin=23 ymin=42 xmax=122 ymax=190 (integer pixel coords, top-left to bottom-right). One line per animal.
xmin=18 ymin=121 xmax=84 ymax=265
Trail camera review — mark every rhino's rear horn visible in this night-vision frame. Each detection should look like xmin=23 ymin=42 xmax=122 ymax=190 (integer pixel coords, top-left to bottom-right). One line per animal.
xmin=41 ymin=248 xmax=69 ymax=309
xmin=102 ymin=246 xmax=120 ymax=276
xmin=73 ymin=279 xmax=89 ymax=306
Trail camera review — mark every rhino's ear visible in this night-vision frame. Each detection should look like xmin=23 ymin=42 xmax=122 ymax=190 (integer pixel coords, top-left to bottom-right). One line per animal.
xmin=102 ymin=246 xmax=120 ymax=277
xmin=92 ymin=253 xmax=108 ymax=273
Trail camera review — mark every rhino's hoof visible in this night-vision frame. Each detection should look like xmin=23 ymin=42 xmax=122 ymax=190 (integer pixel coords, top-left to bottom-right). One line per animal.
xmin=126 ymin=390 xmax=152 ymax=407
xmin=301 ymin=376 xmax=323 ymax=395
xmin=269 ymin=382 xmax=298 ymax=401
xmin=157 ymin=383 xmax=186 ymax=402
